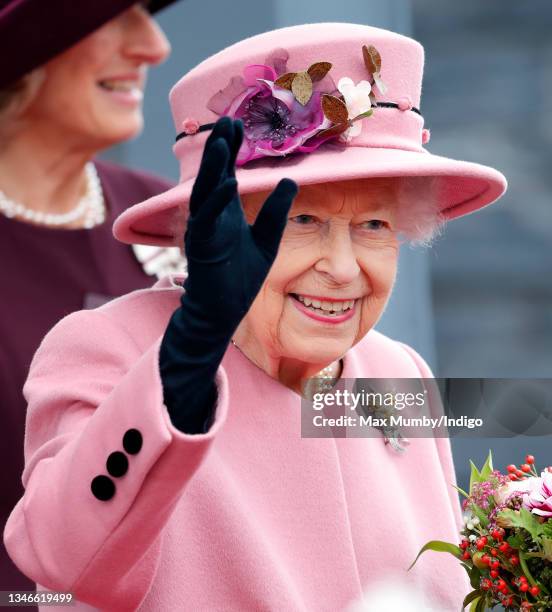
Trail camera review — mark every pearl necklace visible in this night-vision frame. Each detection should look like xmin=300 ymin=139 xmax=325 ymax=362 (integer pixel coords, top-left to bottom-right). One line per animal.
xmin=301 ymin=359 xmax=342 ymax=398
xmin=0 ymin=162 xmax=105 ymax=228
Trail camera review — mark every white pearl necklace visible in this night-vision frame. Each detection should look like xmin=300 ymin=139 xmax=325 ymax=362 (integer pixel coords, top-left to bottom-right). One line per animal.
xmin=302 ymin=360 xmax=342 ymax=398
xmin=0 ymin=162 xmax=105 ymax=228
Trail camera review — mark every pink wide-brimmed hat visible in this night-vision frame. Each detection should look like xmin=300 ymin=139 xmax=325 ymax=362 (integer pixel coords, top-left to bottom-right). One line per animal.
xmin=114 ymin=22 xmax=507 ymax=247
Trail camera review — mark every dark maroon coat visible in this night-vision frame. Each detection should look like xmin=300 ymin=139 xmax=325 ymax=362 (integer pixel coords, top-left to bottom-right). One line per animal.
xmin=0 ymin=159 xmax=174 ymax=592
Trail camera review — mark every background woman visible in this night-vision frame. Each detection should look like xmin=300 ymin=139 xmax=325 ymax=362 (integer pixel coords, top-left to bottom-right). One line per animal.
xmin=0 ymin=0 xmax=181 ymax=592
xmin=5 ymin=23 xmax=506 ymax=609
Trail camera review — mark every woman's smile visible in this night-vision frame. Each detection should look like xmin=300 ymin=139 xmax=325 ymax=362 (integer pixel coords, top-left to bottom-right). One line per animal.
xmin=288 ymin=292 xmax=359 ymax=324
xmin=97 ymin=72 xmax=145 ymax=108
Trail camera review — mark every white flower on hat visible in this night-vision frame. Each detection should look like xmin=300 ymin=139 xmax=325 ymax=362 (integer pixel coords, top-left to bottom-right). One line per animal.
xmin=337 ymin=77 xmax=373 ymax=141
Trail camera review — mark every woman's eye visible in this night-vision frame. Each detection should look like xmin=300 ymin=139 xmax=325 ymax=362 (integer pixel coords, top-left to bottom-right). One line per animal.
xmin=360 ymin=220 xmax=387 ymax=231
xmin=290 ymin=214 xmax=317 ymax=225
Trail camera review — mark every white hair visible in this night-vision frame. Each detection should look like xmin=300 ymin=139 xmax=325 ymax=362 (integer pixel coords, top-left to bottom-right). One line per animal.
xmin=392 ymin=175 xmax=445 ymax=247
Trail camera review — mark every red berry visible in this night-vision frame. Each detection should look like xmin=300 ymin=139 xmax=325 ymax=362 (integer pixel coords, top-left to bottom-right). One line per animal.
xmin=481 ymin=578 xmax=492 ymax=590
xmin=490 ymin=569 xmax=499 ymax=578
xmin=460 ymin=540 xmax=468 ymax=550
xmin=507 ymin=464 xmax=517 ymax=473
xmin=491 ymin=559 xmax=500 ymax=569
xmin=521 ymin=464 xmax=531 ymax=473
xmin=499 ymin=542 xmax=510 ymax=553
xmin=520 ymin=583 xmax=529 ymax=592
xmin=510 ymin=555 xmax=519 ymax=565
xmin=476 ymin=539 xmax=485 ymax=551
xmin=509 ymin=474 xmax=518 ymax=481
xmin=516 ymin=469 xmax=524 ymax=478
xmin=525 ymin=455 xmax=535 ymax=464
xmin=497 ymin=579 xmax=506 ymax=589
xmin=481 ymin=554 xmax=491 ymax=565
xmin=504 ymin=598 xmax=513 ymax=606
xmin=520 ymin=576 xmax=528 ymax=583
xmin=491 ymin=548 xmax=498 ymax=556
xmin=462 ymin=550 xmax=471 ymax=559
xmin=530 ymin=585 xmax=540 ymax=596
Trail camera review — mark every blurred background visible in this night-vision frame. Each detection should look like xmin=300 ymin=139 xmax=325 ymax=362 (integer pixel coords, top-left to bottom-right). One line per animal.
xmin=102 ymin=0 xmax=552 ymax=490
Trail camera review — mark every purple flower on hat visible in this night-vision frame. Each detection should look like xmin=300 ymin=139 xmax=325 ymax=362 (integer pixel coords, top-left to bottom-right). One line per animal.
xmin=208 ymin=63 xmax=331 ymax=165
xmin=522 ymin=471 xmax=552 ymax=517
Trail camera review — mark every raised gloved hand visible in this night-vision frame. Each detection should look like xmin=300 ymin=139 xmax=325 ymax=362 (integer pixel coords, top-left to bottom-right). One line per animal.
xmin=159 ymin=117 xmax=298 ymax=433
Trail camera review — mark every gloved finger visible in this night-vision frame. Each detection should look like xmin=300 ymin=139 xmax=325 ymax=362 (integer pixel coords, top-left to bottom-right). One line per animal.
xmin=203 ymin=116 xmax=234 ymax=161
xmin=189 ymin=138 xmax=230 ymax=217
xmin=189 ymin=118 xmax=234 ymax=211
xmin=227 ymin=120 xmax=244 ymax=177
xmin=251 ymin=178 xmax=298 ymax=255
xmin=190 ymin=178 xmax=238 ymax=239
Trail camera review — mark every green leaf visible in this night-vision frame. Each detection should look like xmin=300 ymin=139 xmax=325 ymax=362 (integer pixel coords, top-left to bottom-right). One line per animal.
xmin=469 ymin=460 xmax=481 ymax=493
xmin=468 ymin=565 xmax=482 ymax=590
xmin=463 ymin=590 xmax=483 ymax=610
xmin=519 ymin=552 xmax=537 ymax=586
xmin=452 ymin=483 xmax=470 ymax=499
xmin=479 ymin=450 xmax=494 ymax=481
xmin=351 ymin=109 xmax=373 ymax=121
xmin=507 ymin=534 xmax=524 ymax=548
xmin=498 ymin=508 xmax=544 ymax=541
xmin=474 ymin=595 xmax=487 ymax=612
xmin=542 ymin=537 xmax=552 ymax=562
xmin=470 ymin=503 xmax=490 ymax=528
xmin=407 ymin=540 xmax=461 ymax=571
xmin=520 ymin=551 xmax=550 ymax=595
xmin=542 ymin=522 xmax=552 ymax=538
xmin=460 ymin=561 xmax=472 ymax=574
xmin=468 ymin=596 xmax=484 ymax=612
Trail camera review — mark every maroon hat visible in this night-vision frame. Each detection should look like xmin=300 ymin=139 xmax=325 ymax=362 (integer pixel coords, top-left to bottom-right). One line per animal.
xmin=0 ymin=0 xmax=179 ymax=89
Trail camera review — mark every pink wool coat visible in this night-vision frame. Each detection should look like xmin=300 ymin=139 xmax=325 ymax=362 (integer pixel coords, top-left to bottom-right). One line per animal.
xmin=4 ymin=277 xmax=470 ymax=611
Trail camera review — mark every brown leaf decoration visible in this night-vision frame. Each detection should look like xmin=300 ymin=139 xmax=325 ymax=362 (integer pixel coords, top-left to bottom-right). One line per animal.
xmin=321 ymin=94 xmax=349 ymax=124
xmin=307 ymin=62 xmax=332 ymax=82
xmin=291 ymin=71 xmax=313 ymax=105
xmin=363 ymin=45 xmax=382 ymax=76
xmin=274 ymin=72 xmax=296 ymax=90
xmin=317 ymin=122 xmax=350 ymax=141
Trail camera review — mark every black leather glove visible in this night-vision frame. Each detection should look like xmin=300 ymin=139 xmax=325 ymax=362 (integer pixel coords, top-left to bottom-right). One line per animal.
xmin=159 ymin=117 xmax=298 ymax=433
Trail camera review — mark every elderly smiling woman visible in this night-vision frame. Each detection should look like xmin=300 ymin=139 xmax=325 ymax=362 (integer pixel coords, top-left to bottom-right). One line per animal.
xmin=4 ymin=23 xmax=507 ymax=611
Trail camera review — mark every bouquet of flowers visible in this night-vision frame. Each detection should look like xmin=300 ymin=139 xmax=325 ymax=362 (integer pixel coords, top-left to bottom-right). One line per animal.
xmin=410 ymin=452 xmax=552 ymax=611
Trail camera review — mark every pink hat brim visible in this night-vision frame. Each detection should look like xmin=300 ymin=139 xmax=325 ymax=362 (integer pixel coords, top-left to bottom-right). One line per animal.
xmin=113 ymin=145 xmax=507 ymax=247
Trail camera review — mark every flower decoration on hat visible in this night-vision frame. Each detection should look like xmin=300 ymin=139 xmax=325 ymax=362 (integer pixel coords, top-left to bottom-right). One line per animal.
xmin=335 ymin=78 xmax=373 ymax=142
xmin=201 ymin=44 xmax=400 ymax=166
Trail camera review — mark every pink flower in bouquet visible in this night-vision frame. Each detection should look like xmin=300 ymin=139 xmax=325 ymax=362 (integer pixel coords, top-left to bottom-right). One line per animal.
xmin=523 ymin=471 xmax=552 ymax=517
xmin=494 ymin=477 xmax=535 ymax=505
xmin=463 ymin=470 xmax=510 ymax=511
